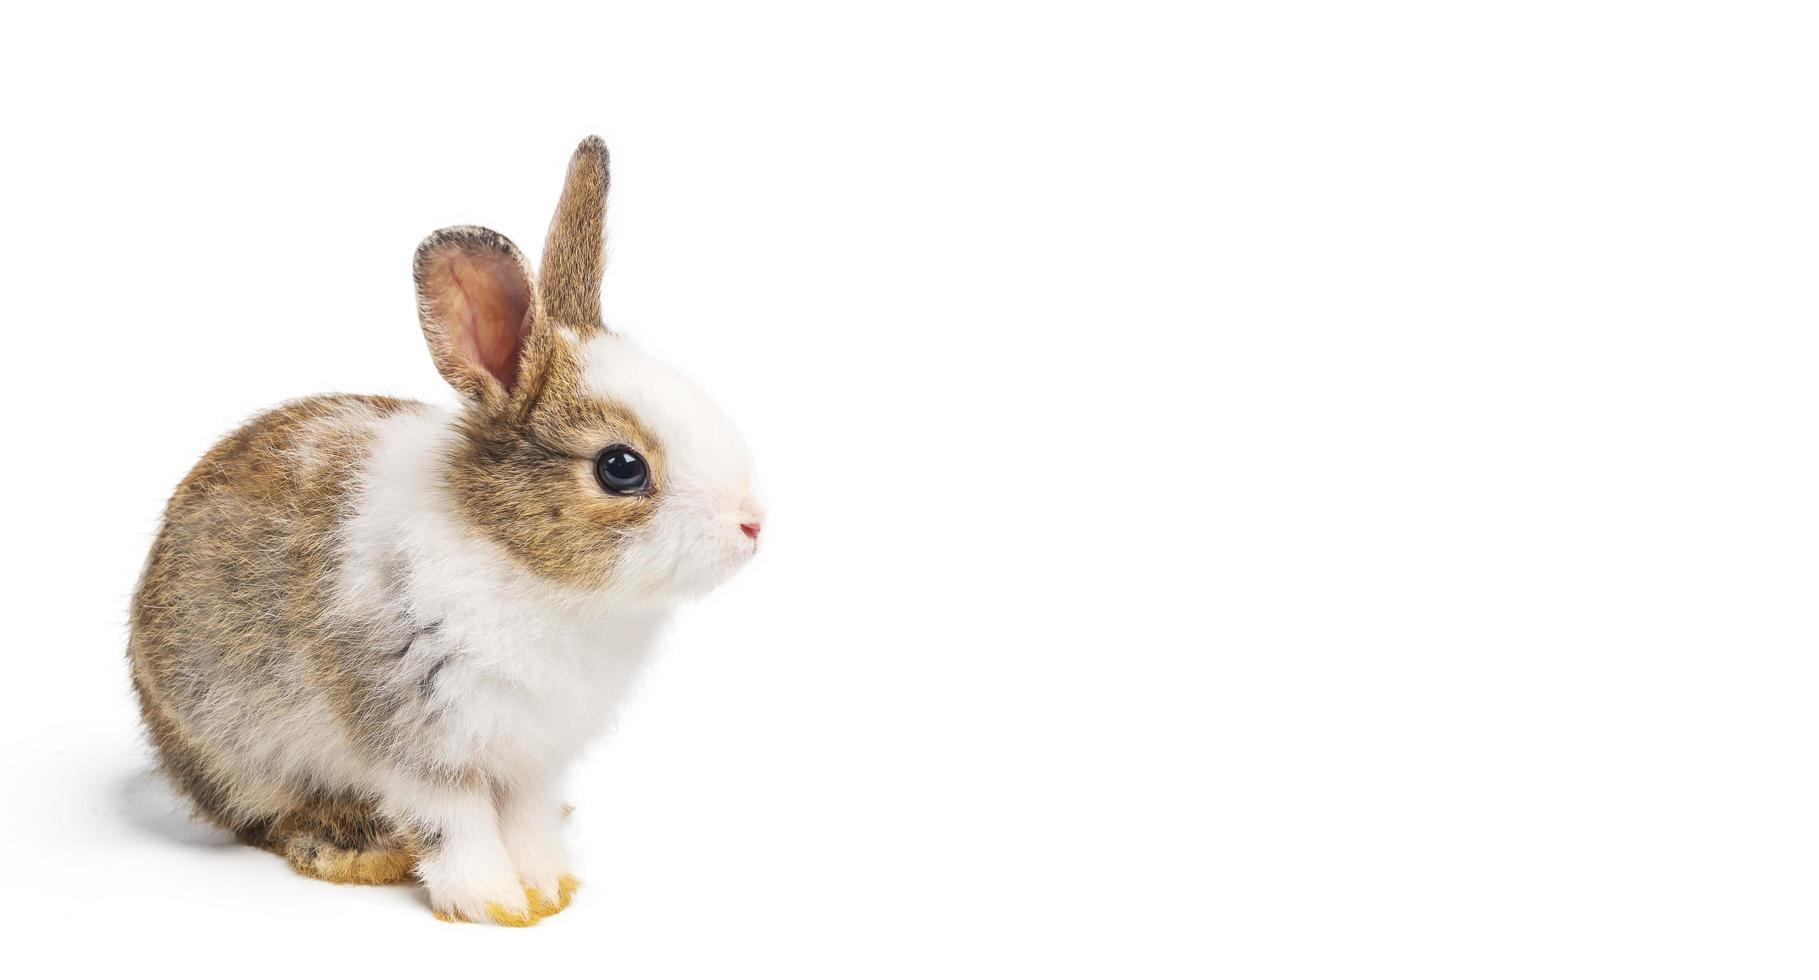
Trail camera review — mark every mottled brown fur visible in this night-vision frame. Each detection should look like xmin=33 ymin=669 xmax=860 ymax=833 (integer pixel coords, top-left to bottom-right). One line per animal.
xmin=129 ymin=396 xmax=422 ymax=843
xmin=240 ymin=791 xmax=416 ymax=885
xmin=448 ymin=339 xmax=667 ymax=589
xmin=540 ymin=135 xmax=610 ymax=329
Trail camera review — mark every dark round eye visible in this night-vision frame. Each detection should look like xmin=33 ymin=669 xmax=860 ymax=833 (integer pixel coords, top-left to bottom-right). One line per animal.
xmin=594 ymin=446 xmax=650 ymax=495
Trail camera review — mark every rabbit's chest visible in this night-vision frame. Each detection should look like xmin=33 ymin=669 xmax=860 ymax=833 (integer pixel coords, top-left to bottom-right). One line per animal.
xmin=416 ymin=605 xmax=666 ymax=773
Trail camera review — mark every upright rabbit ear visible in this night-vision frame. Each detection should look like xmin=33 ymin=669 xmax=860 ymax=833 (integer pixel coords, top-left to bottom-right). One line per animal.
xmin=540 ymin=136 xmax=610 ymax=331
xmin=414 ymin=226 xmax=539 ymax=404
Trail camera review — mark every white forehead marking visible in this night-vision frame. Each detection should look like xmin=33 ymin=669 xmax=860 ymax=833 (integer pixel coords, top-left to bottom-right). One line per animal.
xmin=575 ymin=332 xmax=753 ymax=492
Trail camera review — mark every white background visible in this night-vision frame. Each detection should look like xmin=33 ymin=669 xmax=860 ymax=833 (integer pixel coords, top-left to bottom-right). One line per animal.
xmin=2 ymin=1 xmax=1815 ymax=976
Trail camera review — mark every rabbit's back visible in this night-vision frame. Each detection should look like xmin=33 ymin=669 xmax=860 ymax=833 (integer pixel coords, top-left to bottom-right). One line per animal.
xmin=128 ymin=394 xmax=423 ymax=829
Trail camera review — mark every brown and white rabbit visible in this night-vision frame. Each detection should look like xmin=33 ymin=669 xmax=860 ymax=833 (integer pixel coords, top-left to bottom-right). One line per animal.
xmin=127 ymin=137 xmax=764 ymax=926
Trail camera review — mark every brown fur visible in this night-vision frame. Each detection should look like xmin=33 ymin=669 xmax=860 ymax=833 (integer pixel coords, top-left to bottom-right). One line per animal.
xmin=447 ymin=339 xmax=667 ymax=589
xmin=129 ymin=396 xmax=426 ymax=850
xmin=540 ymin=136 xmax=610 ymax=330
xmin=239 ymin=792 xmax=416 ymax=884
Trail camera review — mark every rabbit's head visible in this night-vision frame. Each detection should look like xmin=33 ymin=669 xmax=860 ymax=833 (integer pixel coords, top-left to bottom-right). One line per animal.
xmin=412 ymin=137 xmax=762 ymax=601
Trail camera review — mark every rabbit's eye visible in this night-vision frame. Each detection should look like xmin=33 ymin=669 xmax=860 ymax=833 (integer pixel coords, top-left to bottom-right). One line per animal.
xmin=594 ymin=445 xmax=651 ymax=495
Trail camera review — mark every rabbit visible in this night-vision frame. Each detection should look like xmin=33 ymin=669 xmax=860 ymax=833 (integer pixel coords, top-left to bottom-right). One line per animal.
xmin=126 ymin=136 xmax=764 ymax=926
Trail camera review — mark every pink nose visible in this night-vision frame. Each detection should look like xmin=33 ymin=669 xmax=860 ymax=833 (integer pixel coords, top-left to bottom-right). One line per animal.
xmin=740 ymin=522 xmax=761 ymax=540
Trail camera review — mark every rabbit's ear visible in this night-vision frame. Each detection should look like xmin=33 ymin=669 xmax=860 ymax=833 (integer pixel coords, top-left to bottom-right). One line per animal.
xmin=414 ymin=225 xmax=540 ymax=403
xmin=540 ymin=136 xmax=610 ymax=331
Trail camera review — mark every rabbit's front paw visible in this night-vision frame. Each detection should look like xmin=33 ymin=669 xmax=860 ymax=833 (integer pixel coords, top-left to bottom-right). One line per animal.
xmin=429 ymin=873 xmax=539 ymax=927
xmin=501 ymin=795 xmax=577 ymax=918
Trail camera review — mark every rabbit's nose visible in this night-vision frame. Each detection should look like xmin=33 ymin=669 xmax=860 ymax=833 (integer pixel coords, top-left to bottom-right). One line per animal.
xmin=740 ymin=522 xmax=762 ymax=540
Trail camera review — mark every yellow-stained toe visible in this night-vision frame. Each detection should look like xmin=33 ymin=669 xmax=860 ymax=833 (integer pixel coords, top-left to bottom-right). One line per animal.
xmin=526 ymin=888 xmax=560 ymax=918
xmin=526 ymin=874 xmax=581 ymax=919
xmin=485 ymin=902 xmax=538 ymax=928
xmin=432 ymin=903 xmax=538 ymax=927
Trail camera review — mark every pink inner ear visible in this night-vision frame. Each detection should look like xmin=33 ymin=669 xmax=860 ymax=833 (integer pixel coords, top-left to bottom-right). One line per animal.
xmin=445 ymin=252 xmax=532 ymax=390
